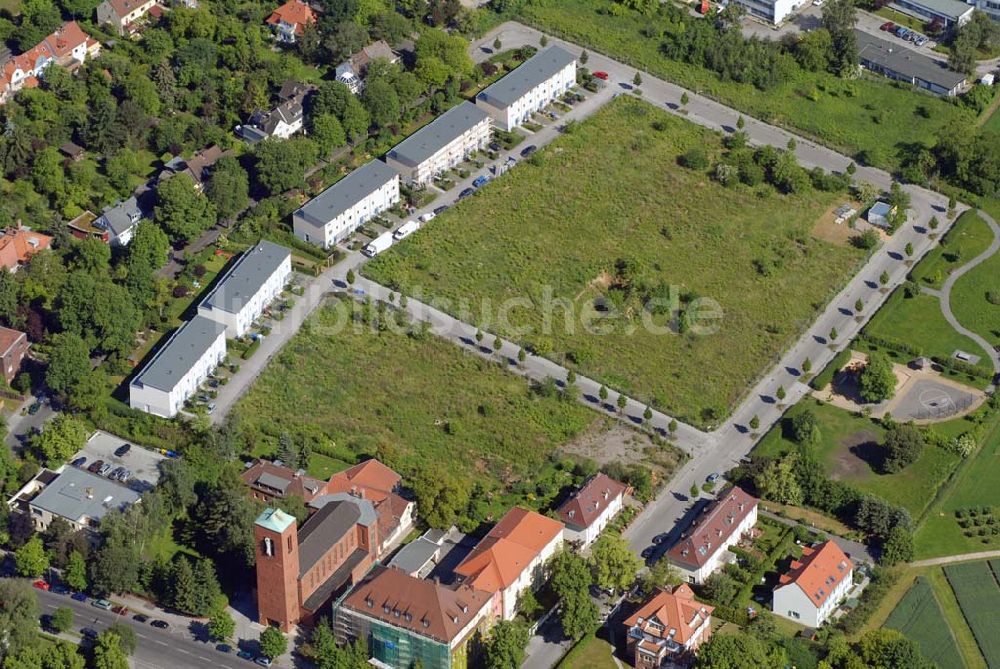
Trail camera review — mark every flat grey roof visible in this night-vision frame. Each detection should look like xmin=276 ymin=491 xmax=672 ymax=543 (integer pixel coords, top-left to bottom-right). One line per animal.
xmin=131 ymin=316 xmax=226 ymax=393
xmin=387 ymin=102 xmax=490 ymax=168
xmin=892 ymin=0 xmax=972 ymax=20
xmin=31 ymin=466 xmax=140 ymax=525
xmin=388 ymin=536 xmax=441 ymax=574
xmin=199 ymin=240 xmax=290 ymax=315
xmin=478 ymin=46 xmax=576 ymax=109
xmin=294 ymin=160 xmax=398 ymax=230
xmin=856 ymin=30 xmax=966 ymax=92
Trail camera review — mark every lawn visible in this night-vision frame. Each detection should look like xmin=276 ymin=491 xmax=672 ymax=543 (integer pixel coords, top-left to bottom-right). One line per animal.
xmin=516 ymin=0 xmax=975 ymax=171
xmin=910 ymin=210 xmax=995 ymax=290
xmin=884 ymin=576 xmax=964 ymax=669
xmin=984 ymin=107 xmax=1000 ymax=135
xmin=944 ymin=561 xmax=1000 ymax=668
xmin=950 ymin=234 xmax=1000 ymax=355
xmin=365 ymin=97 xmax=861 ymax=427
xmin=754 ymin=400 xmax=962 ymax=518
xmin=556 ymin=631 xmax=617 ymax=669
xmin=233 ymin=298 xmax=677 ymax=520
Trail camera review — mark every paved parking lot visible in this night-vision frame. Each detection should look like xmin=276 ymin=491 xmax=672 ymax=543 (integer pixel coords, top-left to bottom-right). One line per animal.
xmin=72 ymin=430 xmax=167 ymax=493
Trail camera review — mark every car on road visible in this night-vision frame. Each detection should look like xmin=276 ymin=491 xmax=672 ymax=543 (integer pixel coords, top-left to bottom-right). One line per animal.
xmin=237 ymin=650 xmax=255 ymax=660
xmin=593 ymin=71 xmax=609 ymax=80
xmin=255 ymin=658 xmax=273 ymax=667
xmin=458 ymin=187 xmax=475 ymax=199
xmin=71 ymin=592 xmax=87 ymax=602
xmin=433 ymin=205 xmax=449 ymax=216
xmin=27 ymin=401 xmax=41 ymax=415
xmin=87 ymin=460 xmax=104 ymax=474
xmin=520 ymin=145 xmax=538 ymax=158
xmin=32 ymin=580 xmax=49 ymax=591
xmin=641 ymin=547 xmax=655 ymax=559
xmin=151 ymin=620 xmax=169 ymax=629
xmin=71 ymin=457 xmax=87 ymax=468
xmin=216 ymin=644 xmax=233 ymax=653
xmin=112 ymin=605 xmax=128 ymax=615
xmin=132 ymin=614 xmax=149 ymax=623
xmin=92 ymin=599 xmax=112 ymax=610
xmin=81 ymin=628 xmax=99 ymax=640
xmin=706 ymin=472 xmax=721 ymax=484
xmin=880 ymin=21 xmax=895 ymax=30
xmin=472 ymin=175 xmax=489 ymax=188
xmin=51 ymin=584 xmax=69 ymax=595
xmin=114 ymin=443 xmax=131 ymax=457
xmin=418 ymin=211 xmax=436 ymax=223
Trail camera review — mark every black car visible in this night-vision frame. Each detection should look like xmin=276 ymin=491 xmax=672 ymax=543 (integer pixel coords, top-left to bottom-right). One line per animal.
xmin=151 ymin=620 xmax=169 ymax=629
xmin=132 ymin=614 xmax=149 ymax=623
xmin=70 ymin=457 xmax=87 ymax=468
xmin=51 ymin=584 xmax=69 ymax=595
xmin=114 ymin=443 xmax=131 ymax=457
xmin=520 ymin=145 xmax=538 ymax=158
xmin=433 ymin=205 xmax=449 ymax=216
xmin=81 ymin=628 xmax=99 ymax=640
xmin=216 ymin=644 xmax=233 ymax=653
xmin=458 ymin=187 xmax=475 ymax=199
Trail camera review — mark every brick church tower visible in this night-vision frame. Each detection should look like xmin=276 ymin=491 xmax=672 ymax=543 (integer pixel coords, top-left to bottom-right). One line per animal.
xmin=255 ymin=508 xmax=300 ymax=632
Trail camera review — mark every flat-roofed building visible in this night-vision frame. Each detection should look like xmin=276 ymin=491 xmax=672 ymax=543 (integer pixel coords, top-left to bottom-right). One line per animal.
xmin=890 ymin=0 xmax=974 ymax=27
xmin=385 ymin=102 xmax=491 ymax=187
xmin=856 ymin=30 xmax=967 ymax=96
xmin=197 ymin=240 xmax=291 ymax=338
xmin=476 ymin=46 xmax=577 ymax=131
xmin=8 ymin=465 xmax=141 ymax=533
xmin=292 ymin=160 xmax=400 ymax=249
xmin=729 ymin=0 xmax=800 ymax=25
xmin=129 ymin=316 xmax=227 ymax=418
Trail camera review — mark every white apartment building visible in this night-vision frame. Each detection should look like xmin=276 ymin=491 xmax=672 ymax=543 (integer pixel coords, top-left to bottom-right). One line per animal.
xmin=773 ymin=541 xmax=854 ymax=627
xmin=293 ymin=160 xmax=400 ymax=249
xmin=129 ymin=316 xmax=227 ymax=418
xmin=476 ymin=46 xmax=577 ymax=132
xmin=555 ymin=472 xmax=627 ymax=549
xmin=728 ymin=0 xmax=800 ymax=25
xmin=197 ymin=240 xmax=291 ymax=338
xmin=666 ymin=487 xmax=759 ymax=584
xmin=385 ymin=102 xmax=492 ymax=187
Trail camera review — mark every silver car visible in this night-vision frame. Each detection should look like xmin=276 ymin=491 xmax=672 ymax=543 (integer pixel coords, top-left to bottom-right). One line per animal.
xmin=98 ymin=463 xmax=113 ymax=477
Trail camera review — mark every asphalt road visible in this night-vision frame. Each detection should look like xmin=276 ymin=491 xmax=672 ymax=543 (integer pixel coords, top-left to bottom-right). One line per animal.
xmin=34 ymin=588 xmax=251 ymax=669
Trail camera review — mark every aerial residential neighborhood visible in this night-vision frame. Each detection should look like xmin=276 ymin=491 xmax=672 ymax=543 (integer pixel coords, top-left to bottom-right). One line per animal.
xmin=0 ymin=0 xmax=997 ymax=666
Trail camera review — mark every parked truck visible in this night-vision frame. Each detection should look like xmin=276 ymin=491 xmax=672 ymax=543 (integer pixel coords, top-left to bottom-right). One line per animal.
xmin=362 ymin=232 xmax=394 ymax=257
xmin=393 ymin=220 xmax=420 ymax=241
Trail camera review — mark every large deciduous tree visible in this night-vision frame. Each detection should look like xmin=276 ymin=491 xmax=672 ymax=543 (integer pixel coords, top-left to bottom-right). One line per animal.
xmin=859 ymin=351 xmax=896 ymax=403
xmin=204 ymin=156 xmax=249 ymax=223
xmin=483 ymin=620 xmax=530 ymax=669
xmin=821 ymin=0 xmax=858 ymax=76
xmin=590 ymin=533 xmax=642 ymax=594
xmin=155 ymin=173 xmax=217 ymax=243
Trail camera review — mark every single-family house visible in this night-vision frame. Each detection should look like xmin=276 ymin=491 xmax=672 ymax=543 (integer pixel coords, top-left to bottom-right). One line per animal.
xmin=96 ymin=0 xmax=159 ymax=35
xmin=266 ymin=0 xmax=316 ymax=43
xmin=624 ymin=584 xmax=715 ymax=666
xmin=866 ymin=201 xmax=897 ymax=229
xmin=196 ymin=240 xmax=291 ymax=338
xmin=128 ymin=316 xmax=227 ymax=418
xmin=335 ymin=40 xmax=399 ymax=94
xmin=476 ymin=45 xmax=577 ymax=131
xmin=666 ymin=487 xmax=758 ymax=584
xmin=385 ymin=102 xmax=492 ymax=187
xmin=0 ymin=22 xmax=100 ymax=104
xmin=238 ymin=86 xmax=310 ymax=142
xmin=0 ymin=224 xmax=52 ymax=271
xmin=7 ymin=464 xmax=141 ymax=533
xmin=0 ymin=326 xmax=28 ymax=384
xmin=555 ymin=472 xmax=627 ymax=549
xmin=454 ymin=506 xmax=563 ymax=621
xmin=856 ymin=30 xmax=967 ymax=96
xmin=292 ymin=159 xmax=400 ymax=248
xmin=334 ymin=566 xmax=493 ymax=669
xmin=95 ymin=196 xmax=144 ymax=247
xmin=772 ymin=540 xmax=854 ymax=627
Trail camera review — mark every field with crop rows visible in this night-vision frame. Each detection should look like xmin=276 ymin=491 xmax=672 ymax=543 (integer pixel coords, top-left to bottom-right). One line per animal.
xmin=944 ymin=561 xmax=1000 ymax=668
xmin=884 ymin=576 xmax=963 ymax=669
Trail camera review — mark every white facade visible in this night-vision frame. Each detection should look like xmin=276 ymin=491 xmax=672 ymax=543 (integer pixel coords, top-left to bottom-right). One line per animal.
xmin=385 ymin=103 xmax=492 ymax=187
xmin=499 ymin=532 xmax=562 ymax=620
xmin=977 ymin=0 xmax=1000 ymax=21
xmin=729 ymin=0 xmax=799 ymax=24
xmin=670 ymin=504 xmax=758 ymax=584
xmin=197 ymin=242 xmax=292 ymax=338
xmin=129 ymin=317 xmax=227 ymax=418
xmin=563 ymin=493 xmax=623 ymax=549
xmin=772 ymin=566 xmax=853 ymax=628
xmin=293 ymin=161 xmax=400 ymax=249
xmin=96 ymin=0 xmax=157 ymax=35
xmin=476 ymin=47 xmax=577 ymax=132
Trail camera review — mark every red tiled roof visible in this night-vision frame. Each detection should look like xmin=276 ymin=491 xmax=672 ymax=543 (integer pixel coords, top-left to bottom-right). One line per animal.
xmin=266 ymin=0 xmax=316 ymax=34
xmin=327 ymin=459 xmax=401 ymax=503
xmin=2 ymin=22 xmax=98 ymax=94
xmin=624 ymin=584 xmax=714 ymax=647
xmin=666 ymin=487 xmax=757 ymax=568
xmin=0 ymin=226 xmax=52 ymax=270
xmin=454 ymin=507 xmax=563 ymax=593
xmin=341 ymin=566 xmax=491 ymax=645
xmin=556 ymin=473 xmax=627 ymax=530
xmin=777 ymin=540 xmax=853 ymax=607
xmin=0 ymin=327 xmax=26 ymax=355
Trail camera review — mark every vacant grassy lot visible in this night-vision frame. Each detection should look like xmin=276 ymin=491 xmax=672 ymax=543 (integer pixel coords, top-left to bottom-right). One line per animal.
xmin=754 ymin=400 xmax=962 ymax=517
xmin=517 ymin=0 xmax=974 ymax=171
xmin=911 ymin=211 xmax=995 ymax=290
xmin=884 ymin=576 xmax=964 ymax=669
xmin=951 ymin=237 xmax=1000 ymax=354
xmin=366 ymin=98 xmax=860 ymax=426
xmin=984 ymin=107 xmax=1000 ymax=135
xmin=944 ymin=561 xmax=1000 ymax=668
xmin=234 ymin=299 xmax=677 ymax=519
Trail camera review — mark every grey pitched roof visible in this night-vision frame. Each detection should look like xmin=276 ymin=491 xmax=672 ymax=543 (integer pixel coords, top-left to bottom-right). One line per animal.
xmin=297 ymin=496 xmax=375 ymax=577
xmin=294 ymin=160 xmax=398 ymax=230
xmin=30 ymin=466 xmax=141 ymax=525
xmin=131 ymin=316 xmax=226 ymax=393
xmin=387 ymin=102 xmax=490 ymax=168
xmin=97 ymin=196 xmax=143 ymax=237
xmin=856 ymin=30 xmax=966 ymax=92
xmin=309 ymin=492 xmax=377 ymax=526
xmin=477 ymin=46 xmax=576 ymax=109
xmin=199 ymin=240 xmax=290 ymax=315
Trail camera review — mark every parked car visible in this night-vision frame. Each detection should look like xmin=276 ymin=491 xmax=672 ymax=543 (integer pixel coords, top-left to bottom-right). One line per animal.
xmin=112 ymin=605 xmax=128 ymax=615
xmin=207 ymin=403 xmax=216 ymax=415
xmin=51 ymin=584 xmax=69 ymax=595
xmin=32 ymin=580 xmax=49 ymax=591
xmin=133 ymin=614 xmax=149 ymax=623
xmin=71 ymin=457 xmax=87 ymax=467
xmin=915 ymin=36 xmax=927 ymax=46
xmin=488 ymin=141 xmax=501 ymax=152
xmin=27 ymin=401 xmax=41 ymax=415
xmin=706 ymin=472 xmax=721 ymax=484
xmin=472 ymin=175 xmax=489 ymax=188
xmin=92 ymin=599 xmax=112 ymax=610
xmin=593 ymin=71 xmax=609 ymax=80
xmin=98 ymin=463 xmax=112 ymax=476
xmin=419 ymin=211 xmax=436 ymax=223
xmin=256 ymin=658 xmax=273 ymax=667
xmin=433 ymin=205 xmax=449 ymax=216
xmin=117 ymin=470 xmax=131 ymax=483
xmin=237 ymin=650 xmax=255 ymax=660
xmin=109 ymin=467 xmax=123 ymax=479
xmin=880 ymin=21 xmax=895 ymax=30
xmin=895 ymin=26 xmax=909 ymax=37
xmin=71 ymin=592 xmax=87 ymax=602
xmin=641 ymin=547 xmax=655 ymax=559
xmin=216 ymin=644 xmax=233 ymax=654
xmin=652 ymin=533 xmax=668 ymax=544
xmin=81 ymin=628 xmax=99 ymax=640
xmin=87 ymin=460 xmax=104 ymax=473
xmin=458 ymin=187 xmax=475 ymax=199
xmin=114 ymin=443 xmax=131 ymax=457
xmin=151 ymin=620 xmax=169 ymax=629
xmin=520 ymin=145 xmax=538 ymax=158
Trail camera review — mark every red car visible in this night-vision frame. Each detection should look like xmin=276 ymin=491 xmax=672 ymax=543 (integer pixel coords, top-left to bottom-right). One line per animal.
xmin=593 ymin=71 xmax=609 ymax=80
xmin=32 ymin=580 xmax=49 ymax=591
xmin=880 ymin=21 xmax=895 ymax=31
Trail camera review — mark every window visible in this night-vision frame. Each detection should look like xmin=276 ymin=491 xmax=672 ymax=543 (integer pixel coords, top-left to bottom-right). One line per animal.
xmin=287 ymin=535 xmax=292 ymax=553
xmin=263 ymin=537 xmax=274 ymax=557
xmin=788 ymin=611 xmax=800 ymax=619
